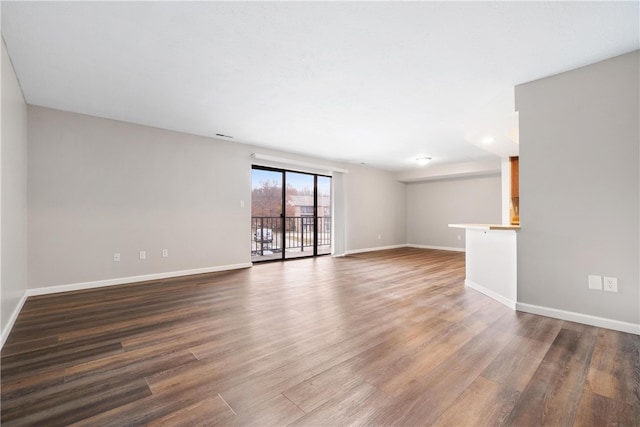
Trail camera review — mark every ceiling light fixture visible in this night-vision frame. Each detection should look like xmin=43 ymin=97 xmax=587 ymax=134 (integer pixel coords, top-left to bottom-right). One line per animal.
xmin=482 ymin=136 xmax=495 ymax=144
xmin=416 ymin=157 xmax=432 ymax=166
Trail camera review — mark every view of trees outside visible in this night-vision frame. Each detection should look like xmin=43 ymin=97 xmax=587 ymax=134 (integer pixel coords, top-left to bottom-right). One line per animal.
xmin=251 ymin=171 xmax=330 ymax=218
xmin=251 ymin=179 xmax=290 ymax=219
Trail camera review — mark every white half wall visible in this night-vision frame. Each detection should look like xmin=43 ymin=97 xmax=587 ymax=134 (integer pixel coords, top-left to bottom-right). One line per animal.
xmin=465 ymin=228 xmax=517 ymax=309
xmin=1 ymin=39 xmax=28 ymax=345
xmin=516 ymin=50 xmax=639 ymax=327
xmin=406 ymin=174 xmax=502 ymax=250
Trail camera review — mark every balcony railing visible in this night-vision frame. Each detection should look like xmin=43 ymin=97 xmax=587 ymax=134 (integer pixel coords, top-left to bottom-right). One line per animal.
xmin=251 ymin=216 xmax=331 ymax=256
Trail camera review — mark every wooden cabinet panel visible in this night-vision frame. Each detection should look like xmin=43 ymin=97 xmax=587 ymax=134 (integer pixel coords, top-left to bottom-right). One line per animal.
xmin=510 ymin=157 xmax=519 ymax=198
xmin=510 ymin=156 xmax=519 ymax=225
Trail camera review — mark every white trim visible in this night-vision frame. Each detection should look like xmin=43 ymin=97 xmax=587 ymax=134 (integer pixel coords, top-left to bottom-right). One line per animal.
xmin=344 ymin=244 xmax=406 ymax=255
xmin=406 ymin=243 xmax=465 ymax=252
xmin=26 ymin=263 xmax=252 ymax=297
xmin=516 ymin=302 xmax=640 ymax=335
xmin=465 ymin=279 xmax=516 ymax=310
xmin=1 ymin=291 xmax=28 ymax=349
xmin=251 ymin=153 xmax=349 ymax=174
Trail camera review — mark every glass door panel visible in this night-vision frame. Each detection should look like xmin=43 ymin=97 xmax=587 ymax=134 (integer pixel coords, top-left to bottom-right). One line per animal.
xmin=285 ymin=171 xmax=315 ymax=259
xmin=251 ymin=168 xmax=283 ymax=262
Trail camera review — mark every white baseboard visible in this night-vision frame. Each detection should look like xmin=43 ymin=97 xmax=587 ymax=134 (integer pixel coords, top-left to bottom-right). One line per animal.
xmin=407 ymin=243 xmax=465 ymax=252
xmin=465 ymin=279 xmax=516 ymax=310
xmin=344 ymin=244 xmax=406 ymax=255
xmin=345 ymin=244 xmax=465 ymax=255
xmin=1 ymin=291 xmax=28 ymax=349
xmin=26 ymin=263 xmax=252 ymax=297
xmin=516 ymin=302 xmax=640 ymax=335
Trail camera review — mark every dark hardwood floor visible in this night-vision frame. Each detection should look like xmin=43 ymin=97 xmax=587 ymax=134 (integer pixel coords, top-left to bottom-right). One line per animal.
xmin=1 ymin=248 xmax=638 ymax=426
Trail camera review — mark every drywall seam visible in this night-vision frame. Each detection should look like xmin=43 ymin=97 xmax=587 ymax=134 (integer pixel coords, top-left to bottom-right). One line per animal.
xmin=516 ymin=302 xmax=640 ymax=335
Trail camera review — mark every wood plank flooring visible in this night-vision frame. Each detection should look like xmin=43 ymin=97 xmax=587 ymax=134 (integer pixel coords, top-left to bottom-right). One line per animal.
xmin=2 ymin=248 xmax=638 ymax=426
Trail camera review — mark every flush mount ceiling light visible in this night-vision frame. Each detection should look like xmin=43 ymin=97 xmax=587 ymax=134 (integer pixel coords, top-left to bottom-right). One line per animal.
xmin=416 ymin=157 xmax=432 ymax=166
xmin=482 ymin=136 xmax=495 ymax=144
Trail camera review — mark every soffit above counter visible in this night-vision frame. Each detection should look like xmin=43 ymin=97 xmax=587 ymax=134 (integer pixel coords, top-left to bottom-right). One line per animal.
xmin=395 ymin=158 xmax=502 ymax=183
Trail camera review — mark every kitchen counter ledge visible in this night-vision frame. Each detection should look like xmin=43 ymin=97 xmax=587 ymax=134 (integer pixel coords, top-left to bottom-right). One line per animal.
xmin=448 ymin=223 xmax=520 ymax=231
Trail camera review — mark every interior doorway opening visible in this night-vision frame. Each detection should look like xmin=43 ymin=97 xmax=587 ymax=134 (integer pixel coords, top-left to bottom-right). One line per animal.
xmin=251 ymin=166 xmax=331 ymax=262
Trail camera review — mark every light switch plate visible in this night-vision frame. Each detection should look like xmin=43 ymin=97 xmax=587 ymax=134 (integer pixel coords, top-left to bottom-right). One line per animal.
xmin=588 ymin=275 xmax=602 ymax=290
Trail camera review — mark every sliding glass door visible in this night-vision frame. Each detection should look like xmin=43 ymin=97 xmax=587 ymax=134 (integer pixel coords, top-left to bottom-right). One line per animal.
xmin=251 ymin=166 xmax=331 ymax=262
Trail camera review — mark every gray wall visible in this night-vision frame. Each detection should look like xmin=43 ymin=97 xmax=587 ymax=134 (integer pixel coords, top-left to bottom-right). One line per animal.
xmin=406 ymin=175 xmax=502 ymax=250
xmin=27 ymin=106 xmax=407 ymax=289
xmin=1 ymin=40 xmax=28 ymax=337
xmin=516 ymin=50 xmax=639 ymax=325
xmin=344 ymin=163 xmax=406 ymax=251
xmin=332 ymin=172 xmax=347 ymax=256
xmin=28 ymin=106 xmax=252 ymax=288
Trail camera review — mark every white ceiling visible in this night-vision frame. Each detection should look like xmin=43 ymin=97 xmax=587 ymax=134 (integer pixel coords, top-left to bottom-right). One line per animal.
xmin=2 ymin=1 xmax=639 ymax=171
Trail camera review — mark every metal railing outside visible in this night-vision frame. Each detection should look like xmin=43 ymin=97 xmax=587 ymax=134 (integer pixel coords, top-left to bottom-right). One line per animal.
xmin=251 ymin=216 xmax=331 ymax=257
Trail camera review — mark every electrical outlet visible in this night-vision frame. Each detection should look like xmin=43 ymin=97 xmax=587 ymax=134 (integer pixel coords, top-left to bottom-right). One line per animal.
xmin=377 ymin=234 xmax=382 ymax=240
xmin=588 ymin=275 xmax=602 ymax=290
xmin=604 ymin=276 xmax=618 ymax=292
xmin=113 ymin=253 xmax=121 ymax=262
xmin=162 ymin=249 xmax=169 ymax=257
xmin=139 ymin=250 xmax=146 ymax=260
